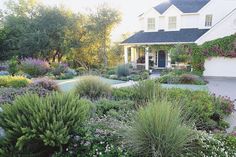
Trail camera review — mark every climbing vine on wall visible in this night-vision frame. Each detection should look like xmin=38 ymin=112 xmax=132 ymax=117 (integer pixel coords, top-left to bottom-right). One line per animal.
xmin=188 ymin=34 xmax=236 ymax=75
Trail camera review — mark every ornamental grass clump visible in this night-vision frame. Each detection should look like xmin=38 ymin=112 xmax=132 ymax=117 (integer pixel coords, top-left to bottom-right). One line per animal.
xmin=21 ymin=58 xmax=50 ymax=77
xmin=0 ymin=92 xmax=92 ymax=156
xmin=125 ymin=100 xmax=196 ymax=157
xmin=75 ymin=76 xmax=112 ymax=101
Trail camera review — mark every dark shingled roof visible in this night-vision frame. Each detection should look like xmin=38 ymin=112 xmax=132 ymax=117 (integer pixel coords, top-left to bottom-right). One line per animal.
xmin=154 ymin=0 xmax=210 ymax=14
xmin=122 ymin=29 xmax=209 ymax=44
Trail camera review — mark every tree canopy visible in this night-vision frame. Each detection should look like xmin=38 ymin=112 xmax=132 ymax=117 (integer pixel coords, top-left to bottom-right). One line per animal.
xmin=0 ymin=0 xmax=122 ymax=68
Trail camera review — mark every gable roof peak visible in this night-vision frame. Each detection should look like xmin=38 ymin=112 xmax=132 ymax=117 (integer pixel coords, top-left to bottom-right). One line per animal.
xmin=154 ymin=0 xmax=211 ymax=14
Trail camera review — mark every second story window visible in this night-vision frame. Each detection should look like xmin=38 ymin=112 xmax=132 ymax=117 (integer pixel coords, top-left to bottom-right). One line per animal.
xmin=168 ymin=16 xmax=177 ymax=30
xmin=205 ymin=15 xmax=213 ymax=27
xmin=147 ymin=18 xmax=155 ymax=31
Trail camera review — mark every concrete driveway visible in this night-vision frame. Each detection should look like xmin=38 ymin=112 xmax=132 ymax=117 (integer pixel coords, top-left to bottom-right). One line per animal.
xmin=207 ymin=77 xmax=236 ymax=132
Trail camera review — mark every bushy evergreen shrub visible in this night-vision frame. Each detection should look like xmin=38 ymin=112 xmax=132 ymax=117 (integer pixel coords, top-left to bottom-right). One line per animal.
xmin=0 ymin=92 xmax=93 ymax=155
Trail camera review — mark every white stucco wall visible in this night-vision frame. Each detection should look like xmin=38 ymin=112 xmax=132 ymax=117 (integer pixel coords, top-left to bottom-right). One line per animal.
xmin=204 ymin=57 xmax=236 ymax=77
xmin=181 ymin=14 xmax=199 ymax=28
xmin=199 ymin=0 xmax=236 ymax=29
xmin=196 ymin=9 xmax=236 ymax=45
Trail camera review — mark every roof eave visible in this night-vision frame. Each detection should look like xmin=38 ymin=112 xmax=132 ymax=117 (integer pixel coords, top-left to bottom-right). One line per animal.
xmin=120 ymin=41 xmax=194 ymax=46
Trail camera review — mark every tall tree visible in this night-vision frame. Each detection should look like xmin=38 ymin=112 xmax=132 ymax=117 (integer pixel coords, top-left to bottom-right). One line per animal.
xmin=89 ymin=5 xmax=121 ymax=67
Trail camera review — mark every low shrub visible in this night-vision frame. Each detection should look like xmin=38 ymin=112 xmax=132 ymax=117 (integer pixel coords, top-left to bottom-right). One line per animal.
xmin=125 ymin=100 xmax=196 ymax=157
xmin=75 ymin=76 xmax=112 ymax=100
xmin=32 ymin=77 xmax=59 ymax=91
xmin=56 ymin=73 xmax=74 ymax=80
xmin=0 ymin=86 xmax=51 ymax=105
xmin=158 ymin=74 xmax=180 ymax=84
xmin=212 ymin=95 xmax=235 ymax=116
xmin=0 ymin=92 xmax=93 ymax=156
xmin=179 ymin=74 xmax=206 ymax=85
xmin=107 ymin=69 xmax=116 ymax=75
xmin=51 ymin=63 xmax=68 ymax=76
xmin=21 ymin=58 xmax=50 ymax=77
xmin=95 ymin=99 xmax=135 ymax=116
xmin=165 ymin=88 xmax=220 ymax=131
xmin=0 ymin=76 xmax=31 ymax=88
xmin=76 ymin=67 xmax=87 ymax=75
xmin=127 ymin=74 xmax=140 ymax=81
xmin=112 ymin=87 xmax=137 ymax=101
xmin=55 ymin=68 xmax=77 ymax=80
xmin=159 ymin=73 xmax=206 ymax=85
xmin=140 ymin=71 xmax=149 ymax=80
xmin=117 ymin=64 xmax=130 ymax=77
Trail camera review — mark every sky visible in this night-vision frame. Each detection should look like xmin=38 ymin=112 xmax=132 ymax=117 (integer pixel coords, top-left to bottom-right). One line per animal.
xmin=0 ymin=0 xmax=161 ymax=41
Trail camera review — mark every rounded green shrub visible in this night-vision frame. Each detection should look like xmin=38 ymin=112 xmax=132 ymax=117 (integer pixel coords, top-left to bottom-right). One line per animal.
xmin=75 ymin=76 xmax=112 ymax=100
xmin=117 ymin=64 xmax=130 ymax=77
xmin=125 ymin=100 xmax=196 ymax=157
xmin=0 ymin=92 xmax=92 ymax=155
xmin=0 ymin=76 xmax=31 ymax=88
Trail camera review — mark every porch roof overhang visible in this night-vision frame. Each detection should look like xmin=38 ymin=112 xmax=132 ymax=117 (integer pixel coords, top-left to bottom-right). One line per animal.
xmin=121 ymin=28 xmax=209 ymax=46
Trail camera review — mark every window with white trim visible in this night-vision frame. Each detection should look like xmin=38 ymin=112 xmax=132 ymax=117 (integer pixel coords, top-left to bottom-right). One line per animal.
xmin=168 ymin=16 xmax=177 ymax=29
xmin=205 ymin=15 xmax=213 ymax=27
xmin=147 ymin=18 xmax=156 ymax=31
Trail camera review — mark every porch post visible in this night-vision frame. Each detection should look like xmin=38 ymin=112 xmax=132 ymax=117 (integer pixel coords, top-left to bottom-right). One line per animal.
xmin=167 ymin=52 xmax=171 ymax=68
xmin=145 ymin=47 xmax=149 ymax=71
xmin=131 ymin=47 xmax=135 ymax=62
xmin=124 ymin=46 xmax=129 ymax=64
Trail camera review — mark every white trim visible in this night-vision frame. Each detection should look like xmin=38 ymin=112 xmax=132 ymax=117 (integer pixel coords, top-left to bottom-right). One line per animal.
xmin=121 ymin=42 xmax=193 ymax=46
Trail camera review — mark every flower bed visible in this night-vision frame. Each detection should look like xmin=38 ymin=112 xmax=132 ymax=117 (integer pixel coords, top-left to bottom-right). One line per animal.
xmin=0 ymin=79 xmax=235 ymax=156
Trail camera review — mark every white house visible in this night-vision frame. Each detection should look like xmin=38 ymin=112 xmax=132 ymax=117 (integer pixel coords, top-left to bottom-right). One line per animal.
xmin=121 ymin=0 xmax=236 ymax=77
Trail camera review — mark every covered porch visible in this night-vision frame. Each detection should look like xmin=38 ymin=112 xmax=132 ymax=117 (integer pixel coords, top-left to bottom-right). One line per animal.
xmin=124 ymin=45 xmax=172 ymax=71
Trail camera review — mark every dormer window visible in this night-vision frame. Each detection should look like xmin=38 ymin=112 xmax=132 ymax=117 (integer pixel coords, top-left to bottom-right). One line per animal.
xmin=205 ymin=15 xmax=213 ymax=27
xmin=168 ymin=16 xmax=177 ymax=30
xmin=147 ymin=18 xmax=156 ymax=31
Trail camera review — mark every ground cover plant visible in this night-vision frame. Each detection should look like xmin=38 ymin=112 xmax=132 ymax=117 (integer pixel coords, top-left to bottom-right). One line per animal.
xmin=0 ymin=76 xmax=31 ymax=88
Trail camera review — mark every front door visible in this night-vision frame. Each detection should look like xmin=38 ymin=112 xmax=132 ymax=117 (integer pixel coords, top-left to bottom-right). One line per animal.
xmin=158 ymin=51 xmax=166 ymax=68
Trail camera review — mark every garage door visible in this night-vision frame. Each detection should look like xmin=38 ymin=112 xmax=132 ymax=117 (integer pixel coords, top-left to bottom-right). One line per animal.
xmin=203 ymin=57 xmax=236 ymax=77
